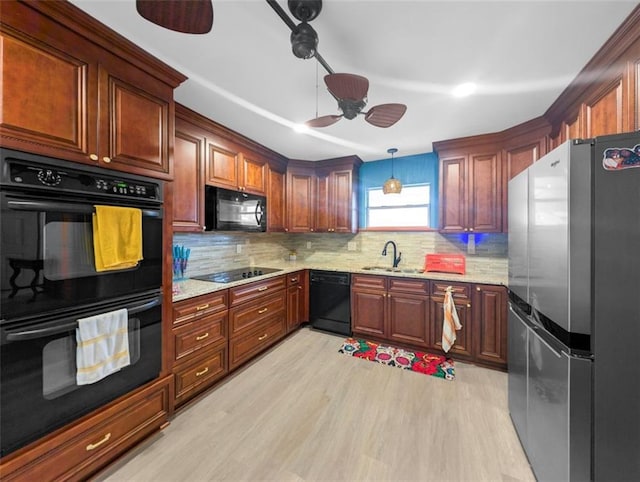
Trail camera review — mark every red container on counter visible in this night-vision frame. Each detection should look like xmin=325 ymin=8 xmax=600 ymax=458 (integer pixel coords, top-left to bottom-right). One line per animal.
xmin=424 ymin=253 xmax=466 ymax=275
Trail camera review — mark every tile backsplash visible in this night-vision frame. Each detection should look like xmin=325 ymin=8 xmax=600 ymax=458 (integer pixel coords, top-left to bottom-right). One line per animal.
xmin=173 ymin=231 xmax=507 ymax=279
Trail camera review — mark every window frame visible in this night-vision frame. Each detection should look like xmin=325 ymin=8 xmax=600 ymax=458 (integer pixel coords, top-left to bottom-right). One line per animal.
xmin=364 ymin=183 xmax=434 ymax=231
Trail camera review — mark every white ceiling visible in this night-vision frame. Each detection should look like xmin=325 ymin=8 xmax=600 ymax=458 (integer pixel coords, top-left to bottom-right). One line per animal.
xmin=70 ymin=0 xmax=637 ymax=162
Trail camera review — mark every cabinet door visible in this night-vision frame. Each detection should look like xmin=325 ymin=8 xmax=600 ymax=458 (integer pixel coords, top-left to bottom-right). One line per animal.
xmin=387 ymin=292 xmax=429 ymax=348
xmin=314 ymin=172 xmax=331 ymax=232
xmin=585 ymin=77 xmax=623 ymax=137
xmin=267 ymin=167 xmax=286 ymax=232
xmin=430 ymin=297 xmax=473 ymax=358
xmin=0 ymin=27 xmax=96 ymax=161
xmin=351 ymin=289 xmax=386 ymax=338
xmin=468 ymin=152 xmax=501 ymax=232
xmin=206 ymin=142 xmax=240 ymax=190
xmin=331 ymin=169 xmax=355 ymax=233
xmin=173 ymin=122 xmax=205 ymax=231
xmin=286 ymin=171 xmax=315 ymax=232
xmin=472 ymin=284 xmax=507 ymax=367
xmin=240 ymin=153 xmax=266 ymax=195
xmin=97 ymin=62 xmax=172 ymax=176
xmin=439 ymin=156 xmax=467 ymax=232
xmin=287 ymin=285 xmax=302 ymax=332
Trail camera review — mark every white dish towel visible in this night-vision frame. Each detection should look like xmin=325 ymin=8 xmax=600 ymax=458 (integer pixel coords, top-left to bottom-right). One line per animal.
xmin=442 ymin=286 xmax=462 ymax=353
xmin=76 ymin=308 xmax=131 ymax=385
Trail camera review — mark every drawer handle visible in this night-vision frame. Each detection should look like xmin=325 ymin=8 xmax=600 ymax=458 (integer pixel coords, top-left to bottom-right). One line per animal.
xmin=196 ymin=304 xmax=210 ymax=311
xmin=290 ymin=278 xmax=297 ymax=282
xmin=257 ymin=286 xmax=268 ymax=292
xmin=258 ymin=308 xmax=268 ymax=314
xmin=258 ymin=333 xmax=268 ymax=341
xmin=86 ymin=432 xmax=111 ymax=451
xmin=196 ymin=367 xmax=209 ymax=377
xmin=196 ymin=332 xmax=209 ymax=341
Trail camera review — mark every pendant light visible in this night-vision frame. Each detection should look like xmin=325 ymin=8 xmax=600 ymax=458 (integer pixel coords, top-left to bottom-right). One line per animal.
xmin=383 ymin=147 xmax=402 ymax=194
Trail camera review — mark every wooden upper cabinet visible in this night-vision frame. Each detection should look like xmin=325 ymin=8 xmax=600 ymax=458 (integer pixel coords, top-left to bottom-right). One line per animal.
xmin=438 ymin=149 xmax=501 ymax=234
xmin=314 ymin=172 xmax=331 ymax=232
xmin=206 ymin=142 xmax=240 ymax=190
xmin=585 ymin=77 xmax=623 ymax=137
xmin=0 ymin=1 xmax=185 ymax=179
xmin=173 ymin=115 xmax=206 ymax=231
xmin=331 ymin=169 xmax=356 ymax=233
xmin=240 ymin=154 xmax=267 ymax=195
xmin=267 ymin=166 xmax=286 ymax=232
xmin=97 ymin=61 xmax=173 ymax=176
xmin=286 ymin=169 xmax=315 ymax=233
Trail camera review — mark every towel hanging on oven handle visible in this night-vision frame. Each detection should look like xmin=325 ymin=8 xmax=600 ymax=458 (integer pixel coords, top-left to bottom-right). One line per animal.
xmin=3 ymin=295 xmax=161 ymax=342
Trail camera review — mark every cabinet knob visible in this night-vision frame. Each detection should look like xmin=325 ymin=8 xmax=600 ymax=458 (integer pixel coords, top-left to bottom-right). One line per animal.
xmin=102 ymin=156 xmax=111 ymax=163
xmin=476 ymin=286 xmax=481 ymax=291
xmin=89 ymin=154 xmax=99 ymax=161
xmin=285 ymin=228 xmax=289 ymax=232
xmin=467 ymin=303 xmax=471 ymax=308
xmin=310 ymin=228 xmax=314 ymax=232
xmin=469 ymin=228 xmax=474 ymax=232
xmin=464 ymin=228 xmax=469 ymax=232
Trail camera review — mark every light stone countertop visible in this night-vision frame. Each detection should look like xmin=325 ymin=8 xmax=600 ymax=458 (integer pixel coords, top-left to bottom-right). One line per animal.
xmin=172 ymin=260 xmax=508 ymax=302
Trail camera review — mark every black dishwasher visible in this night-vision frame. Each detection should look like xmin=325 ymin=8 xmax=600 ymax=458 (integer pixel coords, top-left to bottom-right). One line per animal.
xmin=309 ymin=270 xmax=351 ymax=336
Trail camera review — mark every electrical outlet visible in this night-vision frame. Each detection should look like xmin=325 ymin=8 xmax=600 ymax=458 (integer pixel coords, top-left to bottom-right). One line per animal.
xmin=236 ymin=244 xmax=242 ymax=254
xmin=306 ymin=241 xmax=312 ymax=249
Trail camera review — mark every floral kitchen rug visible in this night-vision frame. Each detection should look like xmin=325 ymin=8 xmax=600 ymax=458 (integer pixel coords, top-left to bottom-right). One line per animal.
xmin=338 ymin=337 xmax=455 ymax=380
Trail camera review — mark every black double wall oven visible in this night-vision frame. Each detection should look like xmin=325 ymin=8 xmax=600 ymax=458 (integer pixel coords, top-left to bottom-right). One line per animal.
xmin=0 ymin=149 xmax=164 ymax=457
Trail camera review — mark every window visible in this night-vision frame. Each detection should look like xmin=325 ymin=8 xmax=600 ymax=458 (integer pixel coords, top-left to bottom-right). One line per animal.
xmin=366 ymin=184 xmax=431 ymax=228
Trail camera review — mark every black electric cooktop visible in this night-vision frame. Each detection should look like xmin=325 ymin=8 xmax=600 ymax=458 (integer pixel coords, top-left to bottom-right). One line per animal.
xmin=192 ymin=267 xmax=282 ymax=284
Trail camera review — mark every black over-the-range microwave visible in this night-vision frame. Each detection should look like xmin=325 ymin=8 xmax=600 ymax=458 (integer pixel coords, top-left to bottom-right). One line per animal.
xmin=205 ymin=186 xmax=267 ymax=232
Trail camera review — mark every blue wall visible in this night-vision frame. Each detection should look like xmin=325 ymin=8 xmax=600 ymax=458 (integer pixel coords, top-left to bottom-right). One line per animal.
xmin=358 ymin=152 xmax=439 ymax=228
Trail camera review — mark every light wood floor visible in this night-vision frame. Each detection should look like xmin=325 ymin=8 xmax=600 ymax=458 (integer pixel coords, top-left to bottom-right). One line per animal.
xmin=95 ymin=327 xmax=535 ymax=482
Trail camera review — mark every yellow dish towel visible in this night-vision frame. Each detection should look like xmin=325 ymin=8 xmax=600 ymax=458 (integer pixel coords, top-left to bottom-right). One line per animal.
xmin=93 ymin=205 xmax=143 ymax=272
xmin=442 ymin=286 xmax=462 ymax=353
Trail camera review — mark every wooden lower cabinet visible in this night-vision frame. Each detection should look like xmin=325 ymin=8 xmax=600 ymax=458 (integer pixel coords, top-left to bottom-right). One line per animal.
xmin=286 ymin=270 xmax=308 ymax=332
xmin=352 ymin=275 xmax=507 ymax=370
xmin=171 ymin=291 xmax=229 ymax=408
xmin=228 ymin=276 xmax=288 ymax=371
xmin=0 ymin=376 xmax=171 ymax=481
xmin=351 ymin=275 xmax=430 ymax=348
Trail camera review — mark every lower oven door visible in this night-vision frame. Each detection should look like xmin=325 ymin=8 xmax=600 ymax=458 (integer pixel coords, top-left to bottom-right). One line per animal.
xmin=0 ymin=292 xmax=162 ymax=457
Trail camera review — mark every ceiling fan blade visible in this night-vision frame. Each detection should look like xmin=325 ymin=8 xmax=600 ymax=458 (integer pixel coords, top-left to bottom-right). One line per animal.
xmin=364 ymin=103 xmax=407 ymax=128
xmin=325 ymin=73 xmax=369 ymax=101
xmin=136 ymin=0 xmax=213 ymax=34
xmin=305 ymin=115 xmax=343 ymax=128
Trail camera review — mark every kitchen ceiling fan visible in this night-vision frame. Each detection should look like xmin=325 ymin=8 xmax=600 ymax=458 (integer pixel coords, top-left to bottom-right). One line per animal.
xmin=267 ymin=0 xmax=407 ymax=129
xmin=136 ymin=0 xmax=214 ymax=34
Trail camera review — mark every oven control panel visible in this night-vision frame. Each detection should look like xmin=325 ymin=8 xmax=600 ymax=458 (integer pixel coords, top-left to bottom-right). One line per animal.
xmin=5 ymin=159 xmax=161 ymax=201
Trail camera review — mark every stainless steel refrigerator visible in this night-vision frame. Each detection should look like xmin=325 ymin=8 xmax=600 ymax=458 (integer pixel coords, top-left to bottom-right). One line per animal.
xmin=507 ymin=132 xmax=640 ymax=481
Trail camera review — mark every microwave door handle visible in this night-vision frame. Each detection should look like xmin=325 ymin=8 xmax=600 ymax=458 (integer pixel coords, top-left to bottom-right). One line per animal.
xmin=5 ymin=296 xmax=161 ymax=341
xmin=8 ymin=200 xmax=161 ymax=218
xmin=255 ymin=201 xmax=262 ymax=226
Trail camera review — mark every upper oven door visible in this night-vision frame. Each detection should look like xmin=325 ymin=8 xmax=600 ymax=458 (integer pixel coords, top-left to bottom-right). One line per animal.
xmin=0 ymin=191 xmax=163 ymax=321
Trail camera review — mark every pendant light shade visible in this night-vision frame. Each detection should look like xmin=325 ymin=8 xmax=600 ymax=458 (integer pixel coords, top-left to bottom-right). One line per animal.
xmin=383 ymin=148 xmax=402 ymax=194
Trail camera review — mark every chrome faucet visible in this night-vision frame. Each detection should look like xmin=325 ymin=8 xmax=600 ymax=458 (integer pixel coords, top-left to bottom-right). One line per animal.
xmin=382 ymin=241 xmax=402 ymax=268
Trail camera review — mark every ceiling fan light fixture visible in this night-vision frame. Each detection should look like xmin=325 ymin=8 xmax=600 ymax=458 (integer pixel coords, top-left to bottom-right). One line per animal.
xmin=291 ymin=22 xmax=318 ymax=59
xmin=382 ymin=148 xmax=402 ymax=194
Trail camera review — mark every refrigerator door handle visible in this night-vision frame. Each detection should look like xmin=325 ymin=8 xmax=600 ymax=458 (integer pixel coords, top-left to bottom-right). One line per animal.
xmin=528 ymin=325 xmax=563 ymax=358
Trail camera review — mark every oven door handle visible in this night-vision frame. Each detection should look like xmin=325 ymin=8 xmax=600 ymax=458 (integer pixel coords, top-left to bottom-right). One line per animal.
xmin=4 ymin=297 xmax=161 ymax=341
xmin=7 ymin=200 xmax=161 ymax=217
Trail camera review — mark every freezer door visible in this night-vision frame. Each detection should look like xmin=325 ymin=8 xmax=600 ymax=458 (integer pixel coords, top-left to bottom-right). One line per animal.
xmin=507 ymin=169 xmax=528 ymax=303
xmin=527 ymin=141 xmax=591 ymax=335
xmin=508 ymin=305 xmax=528 ymax=450
xmin=526 ymin=327 xmax=591 ymax=482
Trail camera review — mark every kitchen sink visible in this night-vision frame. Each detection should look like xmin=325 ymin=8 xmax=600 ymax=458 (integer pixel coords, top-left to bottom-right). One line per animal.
xmin=361 ymin=266 xmax=424 ymax=274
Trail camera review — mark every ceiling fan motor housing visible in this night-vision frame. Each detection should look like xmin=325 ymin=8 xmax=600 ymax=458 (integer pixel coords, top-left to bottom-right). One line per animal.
xmin=288 ymin=0 xmax=322 ymax=22
xmin=338 ymin=98 xmax=367 ymax=120
xmin=290 ymin=22 xmax=318 ymax=59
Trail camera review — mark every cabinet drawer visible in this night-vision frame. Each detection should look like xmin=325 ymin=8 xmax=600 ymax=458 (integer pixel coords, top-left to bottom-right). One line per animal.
xmin=229 ymin=291 xmax=286 ymax=338
xmin=288 ymin=271 xmax=302 ymax=285
xmin=1 ymin=377 xmax=170 ymax=481
xmin=351 ymin=274 xmax=387 ymax=291
xmin=229 ymin=316 xmax=286 ymax=370
xmin=431 ymin=281 xmax=471 ymax=300
xmin=174 ymin=345 xmax=228 ymax=407
xmin=388 ymin=277 xmax=429 ymax=295
xmin=229 ymin=275 xmax=286 ymax=306
xmin=173 ymin=291 xmax=228 ymax=325
xmin=173 ymin=310 xmax=227 ymax=362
